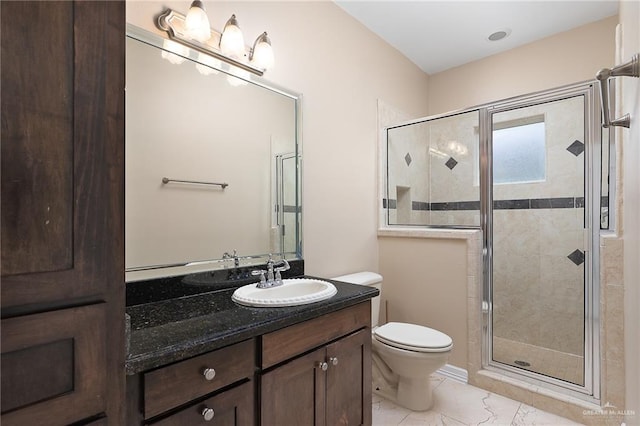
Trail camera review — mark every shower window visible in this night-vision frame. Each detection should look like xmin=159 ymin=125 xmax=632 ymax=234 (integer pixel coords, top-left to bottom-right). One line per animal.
xmin=385 ymin=110 xmax=480 ymax=227
xmin=493 ymin=118 xmax=546 ymax=185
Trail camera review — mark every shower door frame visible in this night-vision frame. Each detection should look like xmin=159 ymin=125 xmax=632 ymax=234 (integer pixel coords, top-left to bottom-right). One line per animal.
xmin=480 ymin=81 xmax=602 ymax=402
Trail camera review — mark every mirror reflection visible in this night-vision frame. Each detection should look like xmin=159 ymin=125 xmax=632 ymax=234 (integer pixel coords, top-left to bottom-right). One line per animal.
xmin=125 ymin=27 xmax=301 ymax=280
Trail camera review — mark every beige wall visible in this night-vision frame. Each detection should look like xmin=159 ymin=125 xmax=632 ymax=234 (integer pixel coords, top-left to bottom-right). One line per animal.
xmin=378 ymin=236 xmax=469 ymax=368
xmin=619 ymin=0 xmax=640 ymax=419
xmin=427 ymin=16 xmax=617 ymax=115
xmin=126 ymin=0 xmax=430 ymax=278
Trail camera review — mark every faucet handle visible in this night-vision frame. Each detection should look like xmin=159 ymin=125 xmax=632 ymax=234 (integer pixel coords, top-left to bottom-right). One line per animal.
xmin=274 ymin=259 xmax=290 ymax=272
xmin=251 ymin=269 xmax=267 ymax=287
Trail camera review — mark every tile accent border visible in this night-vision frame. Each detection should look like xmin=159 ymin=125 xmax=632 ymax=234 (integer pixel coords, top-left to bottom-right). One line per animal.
xmin=383 ymin=197 xmax=590 ymax=211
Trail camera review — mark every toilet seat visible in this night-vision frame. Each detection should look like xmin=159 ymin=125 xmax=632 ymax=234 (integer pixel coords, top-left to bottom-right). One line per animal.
xmin=374 ymin=322 xmax=453 ymax=353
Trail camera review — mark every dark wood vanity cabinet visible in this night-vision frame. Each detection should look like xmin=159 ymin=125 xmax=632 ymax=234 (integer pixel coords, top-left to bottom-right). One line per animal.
xmin=1 ymin=1 xmax=125 ymax=425
xmin=126 ymin=340 xmax=255 ymax=425
xmin=260 ymin=302 xmax=372 ymax=426
xmin=126 ymin=302 xmax=372 ymax=426
xmin=261 ymin=329 xmax=371 ymax=426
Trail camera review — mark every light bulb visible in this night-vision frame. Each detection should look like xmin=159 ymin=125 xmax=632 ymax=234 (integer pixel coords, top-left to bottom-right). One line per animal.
xmin=220 ymin=15 xmax=245 ymax=59
xmin=184 ymin=0 xmax=211 ymax=42
xmin=250 ymin=32 xmax=274 ymax=70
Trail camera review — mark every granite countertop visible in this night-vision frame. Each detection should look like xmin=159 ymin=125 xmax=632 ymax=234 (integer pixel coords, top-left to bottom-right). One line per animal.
xmin=125 ymin=275 xmax=378 ymax=375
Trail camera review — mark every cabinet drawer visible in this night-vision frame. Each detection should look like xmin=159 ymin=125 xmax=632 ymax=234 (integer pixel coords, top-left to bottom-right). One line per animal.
xmin=144 ymin=339 xmax=255 ymax=419
xmin=149 ymin=380 xmax=254 ymax=426
xmin=261 ymin=302 xmax=370 ymax=369
xmin=1 ymin=304 xmax=107 ymax=426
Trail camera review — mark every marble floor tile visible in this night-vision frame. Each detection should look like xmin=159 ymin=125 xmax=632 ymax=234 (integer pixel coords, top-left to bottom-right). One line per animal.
xmin=371 ymin=375 xmax=585 ymax=426
xmin=431 ymin=378 xmax=521 ymax=425
xmin=399 ymin=410 xmax=467 ymax=426
xmin=512 ymin=403 xmax=584 ymax=425
xmin=373 ymin=394 xmax=412 ymax=425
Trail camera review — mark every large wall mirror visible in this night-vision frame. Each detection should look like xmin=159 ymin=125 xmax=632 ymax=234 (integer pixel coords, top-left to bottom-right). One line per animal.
xmin=125 ymin=25 xmax=302 ymax=281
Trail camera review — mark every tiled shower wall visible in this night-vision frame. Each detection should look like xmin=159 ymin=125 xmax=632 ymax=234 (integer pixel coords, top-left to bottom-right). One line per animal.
xmin=492 ymin=96 xmax=585 ymax=357
xmin=386 ymin=111 xmax=480 ymax=226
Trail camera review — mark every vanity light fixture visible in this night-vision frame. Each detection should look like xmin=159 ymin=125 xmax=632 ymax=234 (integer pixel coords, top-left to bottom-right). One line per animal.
xmin=157 ymin=5 xmax=274 ymax=76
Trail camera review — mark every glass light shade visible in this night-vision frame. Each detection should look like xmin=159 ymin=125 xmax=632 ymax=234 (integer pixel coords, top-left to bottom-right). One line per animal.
xmin=184 ymin=1 xmax=211 ymax=42
xmin=220 ymin=15 xmax=245 ymax=59
xmin=161 ymin=39 xmax=188 ymax=64
xmin=250 ymin=34 xmax=274 ymax=70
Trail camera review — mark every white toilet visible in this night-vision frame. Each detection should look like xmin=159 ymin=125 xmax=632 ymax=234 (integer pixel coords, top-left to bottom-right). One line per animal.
xmin=333 ymin=272 xmax=452 ymax=411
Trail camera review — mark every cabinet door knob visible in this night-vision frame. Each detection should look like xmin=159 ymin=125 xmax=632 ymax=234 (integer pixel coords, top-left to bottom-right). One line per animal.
xmin=202 ymin=368 xmax=216 ymax=381
xmin=330 ymin=356 xmax=339 ymax=366
xmin=316 ymin=361 xmax=328 ymax=371
xmin=202 ymin=407 xmax=215 ymax=421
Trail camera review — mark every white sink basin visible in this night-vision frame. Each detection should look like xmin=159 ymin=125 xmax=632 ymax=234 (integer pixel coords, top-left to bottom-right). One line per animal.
xmin=231 ymin=278 xmax=337 ymax=307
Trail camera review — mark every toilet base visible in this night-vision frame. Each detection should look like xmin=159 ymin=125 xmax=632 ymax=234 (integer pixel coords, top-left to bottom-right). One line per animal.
xmin=397 ymin=377 xmax=434 ymax=411
xmin=372 ymin=355 xmax=436 ymax=411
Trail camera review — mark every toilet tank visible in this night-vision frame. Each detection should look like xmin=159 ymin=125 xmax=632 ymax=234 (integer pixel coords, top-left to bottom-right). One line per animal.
xmin=332 ymin=272 xmax=382 ymax=327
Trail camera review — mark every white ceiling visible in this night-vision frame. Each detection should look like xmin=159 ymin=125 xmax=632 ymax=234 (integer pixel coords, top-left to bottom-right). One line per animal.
xmin=335 ymin=1 xmax=619 ymax=75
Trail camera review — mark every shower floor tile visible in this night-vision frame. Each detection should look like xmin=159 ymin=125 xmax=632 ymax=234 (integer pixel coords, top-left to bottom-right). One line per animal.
xmin=492 ymin=336 xmax=584 ymax=385
xmin=372 ymin=374 xmax=584 ymax=425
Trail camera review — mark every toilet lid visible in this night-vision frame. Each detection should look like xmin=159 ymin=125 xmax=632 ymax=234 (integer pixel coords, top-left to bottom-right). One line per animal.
xmin=374 ymin=322 xmax=453 ymax=353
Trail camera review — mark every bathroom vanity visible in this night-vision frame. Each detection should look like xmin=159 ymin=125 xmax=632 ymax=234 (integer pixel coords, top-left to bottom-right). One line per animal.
xmin=122 ymin=18 xmax=370 ymax=426
xmin=125 ymin=272 xmax=378 ymax=425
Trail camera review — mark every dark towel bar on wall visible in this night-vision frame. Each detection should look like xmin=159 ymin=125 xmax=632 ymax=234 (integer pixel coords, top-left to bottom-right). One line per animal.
xmin=161 ymin=177 xmax=229 ymax=189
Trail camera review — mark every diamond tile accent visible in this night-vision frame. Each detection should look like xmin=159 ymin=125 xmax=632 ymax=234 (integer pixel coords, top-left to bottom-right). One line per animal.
xmin=445 ymin=157 xmax=458 ymax=170
xmin=404 ymin=152 xmax=412 ymax=166
xmin=566 ymin=140 xmax=585 ymax=156
xmin=567 ymin=249 xmax=585 ymax=266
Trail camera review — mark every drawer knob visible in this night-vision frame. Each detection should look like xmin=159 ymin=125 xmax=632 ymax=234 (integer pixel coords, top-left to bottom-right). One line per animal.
xmin=202 ymin=367 xmax=216 ymax=381
xmin=316 ymin=361 xmax=328 ymax=371
xmin=330 ymin=356 xmax=339 ymax=366
xmin=202 ymin=407 xmax=215 ymax=421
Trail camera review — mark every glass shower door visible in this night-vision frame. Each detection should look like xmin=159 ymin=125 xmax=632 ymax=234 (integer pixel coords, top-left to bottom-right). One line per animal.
xmin=489 ymin=95 xmax=587 ymax=386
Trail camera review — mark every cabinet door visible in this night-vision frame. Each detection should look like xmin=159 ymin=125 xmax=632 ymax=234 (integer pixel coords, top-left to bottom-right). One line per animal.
xmin=261 ymin=348 xmax=327 ymax=426
xmin=150 ymin=381 xmax=254 ymax=426
xmin=326 ymin=329 xmax=372 ymax=426
xmin=1 ymin=0 xmax=124 ymax=310
xmin=1 ymin=305 xmax=107 ymax=426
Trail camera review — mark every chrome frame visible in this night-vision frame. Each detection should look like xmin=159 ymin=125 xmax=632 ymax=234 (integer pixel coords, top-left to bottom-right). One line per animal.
xmin=482 ymin=81 xmax=601 ymax=402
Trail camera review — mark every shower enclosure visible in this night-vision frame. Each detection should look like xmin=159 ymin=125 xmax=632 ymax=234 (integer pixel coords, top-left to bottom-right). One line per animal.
xmin=385 ymin=81 xmax=608 ymax=400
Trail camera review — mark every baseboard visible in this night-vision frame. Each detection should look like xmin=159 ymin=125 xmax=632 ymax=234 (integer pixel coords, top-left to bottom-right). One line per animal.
xmin=437 ymin=364 xmax=468 ymax=383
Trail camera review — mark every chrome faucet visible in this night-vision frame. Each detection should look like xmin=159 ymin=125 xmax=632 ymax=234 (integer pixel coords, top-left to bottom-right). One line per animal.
xmin=251 ymin=255 xmax=290 ymax=288
xmin=223 ymin=250 xmax=240 ymax=268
